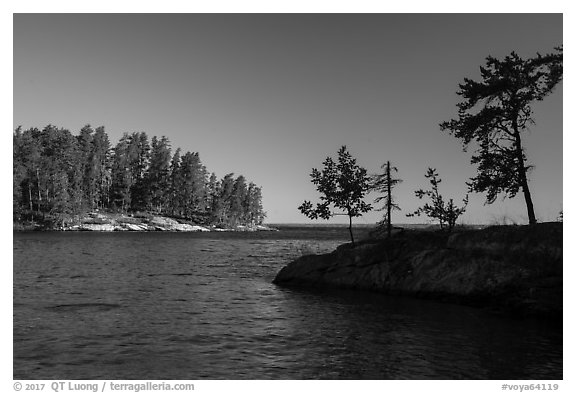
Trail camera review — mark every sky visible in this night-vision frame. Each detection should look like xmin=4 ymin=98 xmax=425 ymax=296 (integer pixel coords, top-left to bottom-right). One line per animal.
xmin=12 ymin=13 xmax=563 ymax=224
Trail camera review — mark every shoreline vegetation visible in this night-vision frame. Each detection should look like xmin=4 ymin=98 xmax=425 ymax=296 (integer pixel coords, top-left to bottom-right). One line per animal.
xmin=13 ymin=126 xmax=267 ymax=232
xmin=274 ymin=222 xmax=562 ymax=319
xmin=13 ymin=211 xmax=278 ymax=232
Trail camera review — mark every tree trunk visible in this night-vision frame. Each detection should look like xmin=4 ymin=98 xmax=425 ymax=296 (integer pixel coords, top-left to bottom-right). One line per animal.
xmin=28 ymin=183 xmax=33 ymax=212
xmin=28 ymin=183 xmax=34 ymax=224
xmin=513 ymin=123 xmax=537 ymax=225
xmin=386 ymin=161 xmax=392 ymax=238
xmin=348 ymin=213 xmax=355 ymax=247
xmin=36 ymin=168 xmax=41 ymax=215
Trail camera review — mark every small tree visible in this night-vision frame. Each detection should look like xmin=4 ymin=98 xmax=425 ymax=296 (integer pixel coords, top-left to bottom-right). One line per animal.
xmin=407 ymin=168 xmax=468 ymax=232
xmin=440 ymin=47 xmax=562 ymax=225
xmin=371 ymin=161 xmax=402 ymax=238
xmin=299 ymin=146 xmax=372 ymax=247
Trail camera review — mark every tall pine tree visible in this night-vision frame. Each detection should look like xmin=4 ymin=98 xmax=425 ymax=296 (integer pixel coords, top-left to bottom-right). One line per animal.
xmin=440 ymin=47 xmax=562 ymax=225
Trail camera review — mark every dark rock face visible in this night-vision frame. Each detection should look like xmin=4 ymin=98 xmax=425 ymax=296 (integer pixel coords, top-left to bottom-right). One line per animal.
xmin=273 ymin=223 xmax=562 ymax=317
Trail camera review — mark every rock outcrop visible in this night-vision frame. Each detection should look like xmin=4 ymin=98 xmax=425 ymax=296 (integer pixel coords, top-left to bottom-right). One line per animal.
xmin=16 ymin=211 xmax=279 ymax=232
xmin=78 ymin=223 xmax=116 ymax=232
xmin=273 ymin=223 xmax=562 ymax=317
xmin=70 ymin=213 xmax=276 ymax=232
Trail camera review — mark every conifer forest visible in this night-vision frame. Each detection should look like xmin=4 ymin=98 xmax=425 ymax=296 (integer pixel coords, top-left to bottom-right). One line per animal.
xmin=13 ymin=125 xmax=266 ymax=227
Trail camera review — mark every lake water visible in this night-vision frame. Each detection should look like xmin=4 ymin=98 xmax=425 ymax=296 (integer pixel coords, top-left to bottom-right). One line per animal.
xmin=13 ymin=227 xmax=562 ymax=379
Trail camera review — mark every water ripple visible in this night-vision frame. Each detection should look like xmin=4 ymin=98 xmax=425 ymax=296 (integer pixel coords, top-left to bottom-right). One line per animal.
xmin=14 ymin=231 xmax=562 ymax=379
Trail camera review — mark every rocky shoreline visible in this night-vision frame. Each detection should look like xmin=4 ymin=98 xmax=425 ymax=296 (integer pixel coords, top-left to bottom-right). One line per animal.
xmin=273 ymin=222 xmax=562 ymax=318
xmin=15 ymin=212 xmax=278 ymax=232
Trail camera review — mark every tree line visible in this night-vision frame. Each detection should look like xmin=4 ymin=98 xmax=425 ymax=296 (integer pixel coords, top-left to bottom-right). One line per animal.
xmin=299 ymin=47 xmax=562 ymax=245
xmin=13 ymin=125 xmax=266 ymax=227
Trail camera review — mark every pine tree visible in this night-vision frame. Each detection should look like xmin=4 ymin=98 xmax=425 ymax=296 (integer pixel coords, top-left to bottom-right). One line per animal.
xmin=371 ymin=161 xmax=402 ymax=238
xmin=38 ymin=125 xmax=82 ymax=217
xmin=167 ymin=148 xmax=182 ymax=216
xmin=440 ymin=47 xmax=562 ymax=225
xmin=13 ymin=127 xmax=43 ymax=218
xmin=247 ymin=183 xmax=265 ymax=225
xmin=128 ymin=132 xmax=151 ymax=211
xmin=92 ymin=126 xmax=112 ymax=209
xmin=207 ymin=173 xmax=222 ymax=224
xmin=230 ymin=175 xmax=248 ymax=226
xmin=110 ymin=134 xmax=134 ymax=211
xmin=218 ymin=173 xmax=236 ymax=226
xmin=179 ymin=152 xmax=207 ymax=220
xmin=146 ymin=136 xmax=172 ymax=213
xmin=13 ymin=127 xmax=27 ymax=220
xmin=77 ymin=125 xmax=96 ymax=210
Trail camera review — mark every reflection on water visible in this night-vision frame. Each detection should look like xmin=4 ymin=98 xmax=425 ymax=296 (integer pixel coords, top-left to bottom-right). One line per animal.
xmin=14 ymin=230 xmax=562 ymax=379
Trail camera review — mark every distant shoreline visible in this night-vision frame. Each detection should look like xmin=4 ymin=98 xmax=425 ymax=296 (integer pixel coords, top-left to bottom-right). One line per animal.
xmin=13 ymin=212 xmax=278 ymax=233
xmin=267 ymin=222 xmax=489 ymax=229
xmin=14 ymin=216 xmax=494 ymax=233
